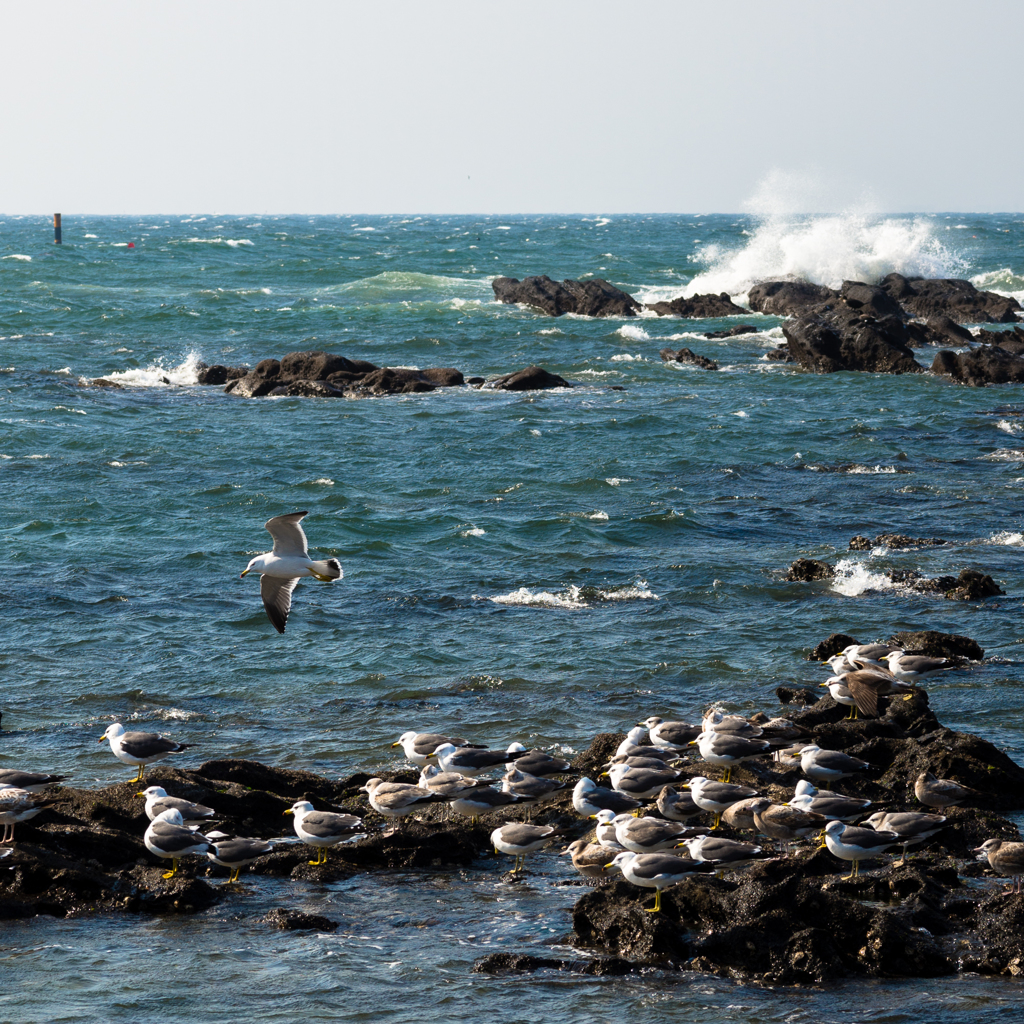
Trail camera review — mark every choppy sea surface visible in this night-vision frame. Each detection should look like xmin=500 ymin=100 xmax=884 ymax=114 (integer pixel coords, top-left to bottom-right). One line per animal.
xmin=1 ymin=212 xmax=1023 ymax=1022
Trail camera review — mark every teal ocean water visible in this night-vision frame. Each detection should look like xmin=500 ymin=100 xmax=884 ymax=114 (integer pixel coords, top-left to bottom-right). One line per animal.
xmin=1 ymin=212 xmax=1023 ymax=1022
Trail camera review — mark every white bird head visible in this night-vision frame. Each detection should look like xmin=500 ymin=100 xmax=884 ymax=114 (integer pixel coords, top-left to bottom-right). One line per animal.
xmin=240 ymin=555 xmax=266 ymax=578
xmin=607 ymin=851 xmax=635 ymax=869
xmin=285 ymin=799 xmax=314 ymax=818
xmin=152 ymin=808 xmax=185 ymax=825
xmin=138 ymin=786 xmax=168 ymax=799
xmin=825 ymin=820 xmax=846 ymax=836
xmin=99 ymin=723 xmax=125 ymax=743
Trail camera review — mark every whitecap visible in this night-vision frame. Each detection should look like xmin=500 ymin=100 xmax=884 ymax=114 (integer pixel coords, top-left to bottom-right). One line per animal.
xmin=538 ymin=328 xmax=563 ymax=336
xmin=989 ymin=531 xmax=1024 ymax=546
xmin=483 ymin=586 xmax=588 ymax=610
xmin=459 ymin=528 xmax=486 ymax=537
xmin=996 ymin=420 xmax=1022 ymax=435
xmin=54 ymin=367 xmax=73 ymax=375
xmin=733 ymin=410 xmax=749 ymax=418
xmin=25 ymin=454 xmax=50 ymax=459
xmin=2 ymin=254 xmax=31 ymax=261
xmin=615 ymin=324 xmax=650 ymax=342
xmin=103 ymin=351 xmax=205 ymax=387
xmin=610 ymin=353 xmax=645 ymax=362
xmin=308 ymin=478 xmax=335 ymax=486
xmin=829 ymin=559 xmax=894 ymax=597
xmin=980 ymin=449 xmax=1024 ymax=462
xmin=971 ymin=267 xmax=1024 ymax=303
xmin=587 ymin=511 xmax=610 ymax=520
xmin=605 ymin=477 xmax=630 ymax=486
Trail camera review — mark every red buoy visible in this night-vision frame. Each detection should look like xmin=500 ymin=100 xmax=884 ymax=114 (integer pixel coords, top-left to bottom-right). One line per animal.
xmin=127 ymin=242 xmax=135 ymax=248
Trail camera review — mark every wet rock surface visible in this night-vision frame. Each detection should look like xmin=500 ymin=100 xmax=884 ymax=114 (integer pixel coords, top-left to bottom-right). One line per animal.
xmin=492 ymin=275 xmax=640 ymax=317
xmin=782 ymin=307 xmax=923 ymax=375
xmin=878 ymin=273 xmax=1022 ymax=324
xmin=886 ymin=568 xmax=1005 ymax=601
xmin=849 ymin=533 xmax=948 ymax=550
xmin=659 ymin=347 xmax=719 ymax=370
xmin=645 ymin=293 xmax=749 ymax=318
xmin=483 ymin=365 xmax=572 ymax=391
xmin=704 ymin=324 xmax=760 ymax=339
xmin=748 ymin=281 xmax=839 ymax=316
xmin=931 ymin=345 xmax=1024 ymax=386
xmin=785 ymin=558 xmax=834 ymax=581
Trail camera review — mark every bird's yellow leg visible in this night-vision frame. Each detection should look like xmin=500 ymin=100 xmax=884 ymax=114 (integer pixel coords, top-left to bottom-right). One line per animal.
xmin=162 ymin=858 xmax=179 ymax=879
xmin=711 ymin=812 xmax=721 ymax=830
xmin=722 ymin=767 xmax=732 ymax=784
xmin=135 ymin=765 xmax=145 ymax=783
xmin=645 ymin=889 xmax=661 ymax=913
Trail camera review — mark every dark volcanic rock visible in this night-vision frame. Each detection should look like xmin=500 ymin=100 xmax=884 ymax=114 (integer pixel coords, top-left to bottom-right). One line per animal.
xmin=748 ymin=281 xmax=839 ymax=316
xmin=807 ymin=633 xmax=860 ymax=661
xmin=879 ymin=273 xmax=1022 ymax=324
xmin=646 ymin=293 xmax=748 ymax=318
xmin=197 ymin=364 xmax=249 ymax=385
xmin=840 ymin=280 xmax=904 ymax=319
xmin=279 ymin=350 xmax=361 ymax=381
xmin=473 ymin=952 xmax=637 ymax=975
xmin=850 ymin=534 xmax=947 ymax=550
xmin=908 ymin=316 xmax=974 ymax=347
xmin=785 ymin=558 xmax=834 ymax=581
xmin=765 ymin=344 xmax=795 ymax=362
xmin=284 ymin=380 xmax=347 ymax=398
xmin=931 ymin=346 xmax=1024 ymax=385
xmin=485 ymin=365 xmax=572 ymax=391
xmin=886 ymin=630 xmax=983 ymax=660
xmin=783 ymin=308 xmax=923 ymax=374
xmin=888 ymin=568 xmax=1004 ymax=601
xmin=704 ymin=324 xmax=760 ymax=339
xmin=348 ymin=368 xmax=436 ymax=396
xmin=572 ymin=732 xmax=627 ymax=776
xmin=659 ymin=347 xmax=719 ymax=370
xmin=976 ymin=325 xmax=1024 ymax=355
xmin=264 ymin=909 xmax=339 ymax=932
xmin=492 ymin=275 xmax=640 ymax=318
xmin=419 ymin=367 xmax=464 ymax=387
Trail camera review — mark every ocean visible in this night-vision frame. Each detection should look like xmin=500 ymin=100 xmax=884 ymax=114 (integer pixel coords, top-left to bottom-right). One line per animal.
xmin=1 ymin=211 xmax=1023 ymax=1022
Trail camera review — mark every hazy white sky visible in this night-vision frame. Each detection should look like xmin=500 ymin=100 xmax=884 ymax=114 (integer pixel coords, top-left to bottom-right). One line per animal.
xmin=2 ymin=0 xmax=1020 ymax=214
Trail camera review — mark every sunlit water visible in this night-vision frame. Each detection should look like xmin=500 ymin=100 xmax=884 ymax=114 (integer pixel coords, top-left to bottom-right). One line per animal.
xmin=1 ymin=213 xmax=1022 ymax=1020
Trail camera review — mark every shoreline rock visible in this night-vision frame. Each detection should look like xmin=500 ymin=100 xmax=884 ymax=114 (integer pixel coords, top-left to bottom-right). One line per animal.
xmin=645 ymin=293 xmax=748 ymax=318
xmin=659 ymin=347 xmax=719 ymax=371
xmin=492 ymin=276 xmax=640 ymax=318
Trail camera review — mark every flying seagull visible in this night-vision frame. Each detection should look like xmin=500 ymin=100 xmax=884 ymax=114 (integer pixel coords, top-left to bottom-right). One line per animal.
xmin=240 ymin=511 xmax=342 ymax=633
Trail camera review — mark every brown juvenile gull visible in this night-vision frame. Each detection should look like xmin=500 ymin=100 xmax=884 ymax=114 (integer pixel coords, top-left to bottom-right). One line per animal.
xmin=863 ymin=811 xmax=946 ymax=865
xmin=490 ymin=822 xmax=563 ymax=874
xmin=99 ymin=723 xmax=194 ymax=782
xmin=137 ymin=785 xmax=215 ymax=823
xmin=690 ymin=731 xmax=770 ymax=783
xmin=362 ymin=777 xmax=443 ymax=832
xmin=720 ymin=797 xmax=765 ymax=834
xmin=559 ymin=839 xmax=613 ymax=879
xmin=284 ymin=800 xmax=363 ymax=865
xmin=749 ymin=798 xmax=826 ymax=856
xmin=239 ymin=511 xmax=343 ymax=634
xmin=974 ymin=838 xmax=1024 ymax=893
xmin=572 ymin=777 xmax=640 ymax=817
xmin=838 ymin=669 xmax=914 ymax=718
xmin=823 ymin=820 xmax=900 ymax=879
xmin=607 ymin=850 xmax=716 ymax=912
xmin=915 ymin=771 xmax=978 ymax=809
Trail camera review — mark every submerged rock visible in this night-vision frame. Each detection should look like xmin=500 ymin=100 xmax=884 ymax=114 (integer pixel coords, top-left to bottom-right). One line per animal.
xmin=704 ymin=324 xmax=760 ymax=339
xmin=849 ymin=534 xmax=948 ymax=550
xmin=196 ymin=364 xmax=249 ymax=385
xmin=484 ymin=365 xmax=572 ymax=391
xmin=888 ymin=568 xmax=1005 ymax=601
xmin=264 ymin=909 xmax=339 ymax=932
xmin=659 ymin=347 xmax=719 ymax=370
xmin=785 ymin=558 xmax=834 ymax=581
xmin=645 ymin=293 xmax=748 ymax=318
xmin=492 ymin=276 xmax=640 ymax=317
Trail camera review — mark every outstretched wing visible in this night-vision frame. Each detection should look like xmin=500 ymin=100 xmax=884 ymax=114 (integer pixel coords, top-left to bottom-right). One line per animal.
xmin=261 ymin=575 xmax=300 ymax=633
xmin=265 ymin=511 xmax=309 ymax=557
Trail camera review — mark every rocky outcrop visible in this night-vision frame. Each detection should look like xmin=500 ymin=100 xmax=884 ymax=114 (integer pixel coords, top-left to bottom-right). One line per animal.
xmin=839 ymin=280 xmax=905 ymax=319
xmin=484 ymin=365 xmax=572 ymax=391
xmin=645 ymin=293 xmax=748 ymax=318
xmin=783 ymin=308 xmax=923 ymax=374
xmin=785 ymin=558 xmax=834 ymax=581
xmin=705 ymin=324 xmax=760 ymax=339
xmin=879 ymin=273 xmax=1022 ymax=324
xmin=748 ymin=281 xmax=839 ymax=316
xmin=907 ymin=316 xmax=974 ymax=347
xmin=976 ymin=325 xmax=1024 ymax=355
xmin=807 ymin=632 xmax=860 ymax=661
xmin=849 ymin=534 xmax=948 ymax=550
xmin=888 ymin=568 xmax=1004 ymax=601
xmin=196 ymin=364 xmax=249 ymax=385
xmin=886 ymin=630 xmax=984 ymax=660
xmin=492 ymin=276 xmax=640 ymax=317
xmin=659 ymin=347 xmax=719 ymax=370
xmin=931 ymin=345 xmax=1024 ymax=385
xmin=222 ymin=350 xmax=467 ymax=399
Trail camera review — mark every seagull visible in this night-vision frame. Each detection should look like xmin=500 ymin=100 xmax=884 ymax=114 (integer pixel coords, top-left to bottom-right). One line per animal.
xmin=615 ymin=727 xmax=681 ymax=763
xmin=974 ymin=838 xmax=1024 ymax=893
xmin=655 ymin=785 xmax=701 ymax=823
xmin=417 ymin=765 xmax=491 ymax=800
xmin=607 ymin=850 xmax=714 ymax=912
xmin=501 ymin=768 xmax=566 ymax=817
xmin=842 ymin=643 xmax=900 ymax=669
xmin=504 ymin=743 xmax=572 ymax=777
xmin=792 ymin=744 xmax=869 ymax=782
xmin=490 ymin=823 xmax=562 ymax=874
xmin=0 ymin=785 xmax=57 ymax=844
xmin=702 ymin=710 xmax=763 ymax=738
xmin=748 ymin=799 xmax=826 ymax=856
xmin=883 ymin=651 xmax=957 ymax=682
xmin=604 ymin=763 xmax=681 ymax=800
xmin=0 ymin=770 xmax=67 ymax=793
xmin=820 ymin=677 xmax=861 ymax=719
xmin=680 ymin=835 xmax=762 ymax=871
xmin=638 ymin=716 xmax=701 ymax=750
xmin=823 ymin=820 xmax=900 ymax=879
xmin=834 ymin=669 xmax=913 ymax=718
xmin=99 ymin=723 xmax=193 ymax=782
xmin=362 ymin=778 xmax=442 ymax=831
xmin=689 ymin=731 xmax=770 ymax=782
xmin=789 ymin=779 xmax=871 ymax=821
xmin=393 ymin=731 xmax=477 ymax=766
xmin=137 ymin=786 xmax=215 ymax=823
xmin=914 ymin=771 xmax=978 ymax=809
xmin=559 ymin=839 xmax=613 ymax=879
xmin=240 ymin=511 xmax=342 ymax=633
xmin=448 ymin=787 xmax=520 ymax=819
xmin=863 ymin=811 xmax=946 ymax=865
xmin=284 ymin=800 xmax=363 ymax=865
xmin=614 ymin=815 xmax=694 ymax=854
xmin=572 ymin=777 xmax=640 ymax=818
xmin=207 ymin=836 xmax=274 ymax=883
xmin=429 ymin=743 xmax=511 ymax=777
xmin=719 ymin=797 xmax=765 ymax=833
xmin=143 ymin=808 xmax=212 ymax=879
xmin=590 ymin=809 xmax=629 ymax=848
xmin=685 ymin=776 xmax=760 ymax=829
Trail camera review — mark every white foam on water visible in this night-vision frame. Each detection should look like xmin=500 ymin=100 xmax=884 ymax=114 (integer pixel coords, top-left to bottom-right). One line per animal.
xmin=25 ymin=454 xmax=50 ymax=459
xmin=103 ymin=351 xmax=205 ymax=387
xmin=610 ymin=353 xmax=645 ymax=362
xmin=538 ymin=328 xmax=563 ymax=335
xmin=107 ymin=460 xmax=147 ymax=468
xmin=733 ymin=410 xmax=749 ymax=418
xmin=529 ymin=429 xmax=542 ymax=436
xmin=663 ymin=332 xmax=708 ymax=342
xmin=847 ymin=464 xmax=898 ymax=474
xmin=186 ymin=237 xmax=254 ymax=246
xmin=615 ymin=324 xmax=651 ymax=341
xmin=687 ymin=201 xmax=963 ymax=299
xmin=460 ymin=528 xmax=486 ymax=537
xmin=971 ymin=267 xmax=1024 ymax=303
xmin=605 ymin=477 xmax=630 ymax=486
xmin=596 ymin=581 xmax=658 ymax=601
xmin=484 ymin=586 xmax=588 ymax=610
xmin=830 ymin=559 xmax=895 ymax=597
xmin=587 ymin=511 xmax=609 ymax=520
xmin=987 ymin=531 xmax=1024 ymax=546
xmin=495 ymin=225 xmax=512 ymax=231
xmin=54 ymin=367 xmax=73 ymax=375
xmin=353 ymin=227 xmax=375 ymax=232
xmin=2 ymin=254 xmax=31 ymax=261
xmin=996 ymin=420 xmax=1022 ymax=435
xmin=308 ymin=478 xmax=335 ymax=486
xmin=980 ymin=449 xmax=1024 ymax=462
xmin=83 ymin=234 xmax=97 ymax=239
xmin=0 ymin=454 xmax=11 ymax=459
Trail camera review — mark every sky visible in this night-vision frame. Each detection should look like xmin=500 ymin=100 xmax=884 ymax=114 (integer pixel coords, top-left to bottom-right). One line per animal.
xmin=1 ymin=0 xmax=1021 ymax=215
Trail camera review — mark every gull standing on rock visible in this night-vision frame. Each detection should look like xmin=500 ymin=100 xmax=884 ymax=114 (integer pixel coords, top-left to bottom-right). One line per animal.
xmin=974 ymin=839 xmax=1024 ymax=893
xmin=822 ymin=820 xmax=900 ymax=879
xmin=393 ymin=732 xmax=475 ymax=767
xmin=143 ymin=808 xmax=212 ymax=879
xmin=362 ymin=778 xmax=443 ymax=832
xmin=607 ymin=850 xmax=715 ymax=912
xmin=207 ymin=837 xmax=275 ymax=883
xmin=883 ymin=651 xmax=957 ymax=682
xmin=915 ymin=771 xmax=978 ymax=809
xmin=793 ymin=744 xmax=869 ymax=783
xmin=137 ymin=786 xmax=216 ymax=823
xmin=284 ymin=800 xmax=363 ymax=865
xmin=99 ymin=723 xmax=193 ymax=782
xmin=572 ymin=777 xmax=641 ymax=818
xmin=240 ymin=511 xmax=343 ymax=634
xmin=863 ymin=811 xmax=946 ymax=866
xmin=690 ymin=731 xmax=770 ymax=783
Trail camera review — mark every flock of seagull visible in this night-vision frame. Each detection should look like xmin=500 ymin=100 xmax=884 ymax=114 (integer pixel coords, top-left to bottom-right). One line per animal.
xmin=2 ymin=641 xmax=1022 ymax=911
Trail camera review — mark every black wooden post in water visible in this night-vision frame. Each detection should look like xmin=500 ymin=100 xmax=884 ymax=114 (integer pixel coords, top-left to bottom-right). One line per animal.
xmin=54 ymin=213 xmax=62 ymax=244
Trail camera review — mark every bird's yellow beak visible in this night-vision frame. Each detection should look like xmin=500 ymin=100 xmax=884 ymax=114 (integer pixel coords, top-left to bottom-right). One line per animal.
xmin=599 ymin=771 xmax=609 ymax=778
xmin=97 ymin=736 xmax=106 ymax=743
xmin=240 ymin=569 xmax=251 ymax=578
xmin=135 ymin=792 xmax=145 ymax=798
xmin=391 ymin=741 xmax=400 ymax=748
xmin=819 ymin=681 xmax=829 ymax=687
xmin=283 ymin=809 xmax=293 ymax=816
xmin=687 ymin=740 xmax=698 ymax=746
xmin=604 ymin=861 xmax=616 ymax=869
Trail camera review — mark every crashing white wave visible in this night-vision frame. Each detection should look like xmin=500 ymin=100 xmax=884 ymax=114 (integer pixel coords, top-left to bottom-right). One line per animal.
xmin=971 ymin=267 xmax=1024 ymax=303
xmin=686 ymin=213 xmax=964 ymax=300
xmin=2 ymin=254 xmax=31 ymax=261
xmin=480 ymin=580 xmax=657 ymax=609
xmin=609 ymin=353 xmax=646 ymax=362
xmin=186 ymin=237 xmax=254 ymax=247
xmin=94 ymin=352 xmax=205 ymax=387
xmin=615 ymin=324 xmax=651 ymax=342
xmin=829 ymin=559 xmax=895 ymax=597
xmin=988 ymin=531 xmax=1024 ymax=546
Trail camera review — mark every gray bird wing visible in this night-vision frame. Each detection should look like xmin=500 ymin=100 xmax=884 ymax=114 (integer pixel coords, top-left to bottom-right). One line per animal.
xmin=301 ymin=811 xmax=362 ymax=839
xmin=120 ymin=732 xmax=185 ymax=758
xmin=261 ymin=575 xmax=300 ymax=634
xmin=265 ymin=511 xmax=310 ymax=557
